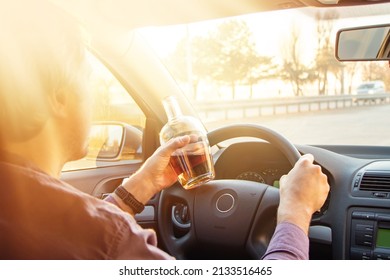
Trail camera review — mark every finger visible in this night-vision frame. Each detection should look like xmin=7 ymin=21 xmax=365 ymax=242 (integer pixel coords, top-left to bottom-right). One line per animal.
xmin=159 ymin=135 xmax=190 ymax=157
xmin=188 ymin=134 xmax=200 ymax=143
xmin=297 ymin=153 xmax=314 ymax=166
xmin=185 ymin=141 xmax=206 ymax=153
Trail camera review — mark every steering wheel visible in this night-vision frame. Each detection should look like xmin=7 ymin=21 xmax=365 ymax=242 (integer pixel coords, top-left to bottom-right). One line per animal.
xmin=158 ymin=124 xmax=300 ymax=259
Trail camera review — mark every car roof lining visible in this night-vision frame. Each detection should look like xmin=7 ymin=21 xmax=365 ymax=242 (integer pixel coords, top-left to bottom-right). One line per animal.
xmin=51 ymin=0 xmax=390 ymax=30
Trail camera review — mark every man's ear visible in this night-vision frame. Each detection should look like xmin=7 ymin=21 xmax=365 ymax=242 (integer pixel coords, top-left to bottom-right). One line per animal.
xmin=48 ymin=88 xmax=68 ymax=118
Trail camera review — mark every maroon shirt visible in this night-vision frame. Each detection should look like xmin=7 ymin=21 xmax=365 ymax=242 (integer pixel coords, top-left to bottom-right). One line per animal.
xmin=0 ymin=153 xmax=308 ymax=260
xmin=0 ymin=153 xmax=172 ymax=260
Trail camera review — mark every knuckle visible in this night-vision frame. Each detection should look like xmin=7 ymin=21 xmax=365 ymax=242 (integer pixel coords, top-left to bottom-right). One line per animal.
xmin=298 ymin=158 xmax=311 ymax=167
xmin=313 ymin=164 xmax=321 ymax=171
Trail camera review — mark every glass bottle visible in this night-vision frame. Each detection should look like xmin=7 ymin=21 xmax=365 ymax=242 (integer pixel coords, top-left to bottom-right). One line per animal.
xmin=160 ymin=96 xmax=215 ymax=190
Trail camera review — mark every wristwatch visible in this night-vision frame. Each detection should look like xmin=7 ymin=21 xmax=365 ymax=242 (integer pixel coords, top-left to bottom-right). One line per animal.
xmin=114 ymin=185 xmax=145 ymax=214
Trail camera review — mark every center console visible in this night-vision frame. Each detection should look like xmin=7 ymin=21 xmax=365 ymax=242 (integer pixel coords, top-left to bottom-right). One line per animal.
xmin=350 ymin=208 xmax=390 ymax=260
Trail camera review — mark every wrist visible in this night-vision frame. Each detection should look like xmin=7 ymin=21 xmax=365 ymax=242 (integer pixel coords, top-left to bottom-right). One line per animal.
xmin=277 ymin=207 xmax=312 ymax=235
xmin=114 ymin=186 xmax=145 ymax=214
xmin=121 ymin=172 xmax=156 ymax=205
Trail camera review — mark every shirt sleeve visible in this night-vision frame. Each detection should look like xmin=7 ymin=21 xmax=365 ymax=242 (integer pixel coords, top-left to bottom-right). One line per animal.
xmin=103 ymin=194 xmax=174 ymax=259
xmin=111 ymin=212 xmax=175 ymax=260
xmin=261 ymin=222 xmax=309 ymax=260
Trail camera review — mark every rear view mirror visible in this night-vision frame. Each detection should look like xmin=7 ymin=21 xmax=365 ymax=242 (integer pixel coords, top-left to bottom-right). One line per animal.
xmin=336 ymin=24 xmax=390 ymax=61
xmin=87 ymin=122 xmax=142 ymax=161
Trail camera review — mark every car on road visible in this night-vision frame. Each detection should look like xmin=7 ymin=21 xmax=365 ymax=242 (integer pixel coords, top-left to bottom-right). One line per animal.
xmin=354 ymin=81 xmax=386 ymax=103
xmin=4 ymin=0 xmax=390 ymax=260
xmin=356 ymin=81 xmax=386 ymax=95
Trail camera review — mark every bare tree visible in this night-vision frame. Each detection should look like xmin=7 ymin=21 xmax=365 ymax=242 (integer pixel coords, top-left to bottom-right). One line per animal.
xmin=280 ymin=26 xmax=313 ymax=96
xmin=314 ymin=10 xmax=340 ymax=95
xmin=362 ymin=62 xmax=390 ymax=90
xmin=245 ymin=56 xmax=277 ymax=98
xmin=344 ymin=63 xmax=359 ymax=94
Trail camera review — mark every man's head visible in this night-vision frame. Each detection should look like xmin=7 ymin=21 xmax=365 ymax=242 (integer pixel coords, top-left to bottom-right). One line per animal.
xmin=0 ymin=0 xmax=91 ymax=165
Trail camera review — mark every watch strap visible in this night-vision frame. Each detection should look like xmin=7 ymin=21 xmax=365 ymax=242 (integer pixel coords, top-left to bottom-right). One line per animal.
xmin=114 ymin=185 xmax=145 ymax=214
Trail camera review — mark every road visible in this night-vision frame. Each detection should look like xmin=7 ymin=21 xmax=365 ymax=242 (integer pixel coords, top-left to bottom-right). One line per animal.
xmin=204 ymin=103 xmax=390 ymax=146
xmin=64 ymin=102 xmax=390 ymax=172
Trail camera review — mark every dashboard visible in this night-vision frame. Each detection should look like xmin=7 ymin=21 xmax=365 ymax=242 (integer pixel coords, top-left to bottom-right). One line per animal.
xmin=211 ymin=141 xmax=390 ymax=259
xmin=214 ymin=141 xmax=292 ymax=187
xmin=67 ymin=135 xmax=390 ymax=259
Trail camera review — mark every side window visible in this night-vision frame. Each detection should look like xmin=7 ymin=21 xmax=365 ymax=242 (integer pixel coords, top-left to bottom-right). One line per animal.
xmin=63 ymin=54 xmax=146 ymax=171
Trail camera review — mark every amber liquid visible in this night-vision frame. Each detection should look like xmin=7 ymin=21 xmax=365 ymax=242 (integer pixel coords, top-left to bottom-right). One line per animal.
xmin=169 ymin=149 xmax=214 ymax=190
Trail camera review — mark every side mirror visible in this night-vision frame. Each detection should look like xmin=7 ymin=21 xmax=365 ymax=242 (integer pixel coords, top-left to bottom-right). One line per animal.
xmin=87 ymin=122 xmax=142 ymax=161
xmin=335 ymin=24 xmax=390 ymax=61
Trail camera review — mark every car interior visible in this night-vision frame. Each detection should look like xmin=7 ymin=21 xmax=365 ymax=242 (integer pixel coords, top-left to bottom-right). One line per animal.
xmin=45 ymin=0 xmax=390 ymax=260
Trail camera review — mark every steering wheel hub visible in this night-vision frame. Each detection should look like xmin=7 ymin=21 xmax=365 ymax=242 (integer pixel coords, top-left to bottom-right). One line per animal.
xmin=216 ymin=193 xmax=235 ymax=213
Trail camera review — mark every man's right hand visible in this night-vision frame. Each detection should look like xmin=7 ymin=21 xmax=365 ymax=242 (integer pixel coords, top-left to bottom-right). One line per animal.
xmin=277 ymin=154 xmax=330 ymax=235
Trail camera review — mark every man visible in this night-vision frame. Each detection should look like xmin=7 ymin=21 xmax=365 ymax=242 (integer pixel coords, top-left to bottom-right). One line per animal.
xmin=0 ymin=0 xmax=329 ymax=259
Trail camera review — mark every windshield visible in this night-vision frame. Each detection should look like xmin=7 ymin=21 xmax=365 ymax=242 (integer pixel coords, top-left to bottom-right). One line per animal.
xmin=139 ymin=5 xmax=390 ymax=146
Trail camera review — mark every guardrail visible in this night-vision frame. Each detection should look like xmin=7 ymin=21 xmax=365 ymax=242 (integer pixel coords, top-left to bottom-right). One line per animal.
xmin=195 ymin=93 xmax=390 ymax=120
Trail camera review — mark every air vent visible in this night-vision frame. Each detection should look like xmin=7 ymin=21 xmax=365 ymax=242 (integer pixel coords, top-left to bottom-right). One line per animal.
xmin=359 ymin=171 xmax=390 ymax=192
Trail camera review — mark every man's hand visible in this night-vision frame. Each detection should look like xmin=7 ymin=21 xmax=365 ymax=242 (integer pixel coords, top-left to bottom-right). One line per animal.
xmin=277 ymin=154 xmax=330 ymax=235
xmin=122 ymin=135 xmax=191 ymax=205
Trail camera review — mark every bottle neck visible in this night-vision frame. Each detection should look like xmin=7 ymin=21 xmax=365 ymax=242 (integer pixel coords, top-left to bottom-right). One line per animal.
xmin=162 ymin=96 xmax=183 ymax=120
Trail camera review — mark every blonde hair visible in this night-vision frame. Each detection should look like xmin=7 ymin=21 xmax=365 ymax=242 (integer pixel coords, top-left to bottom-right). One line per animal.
xmin=0 ymin=0 xmax=87 ymax=141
